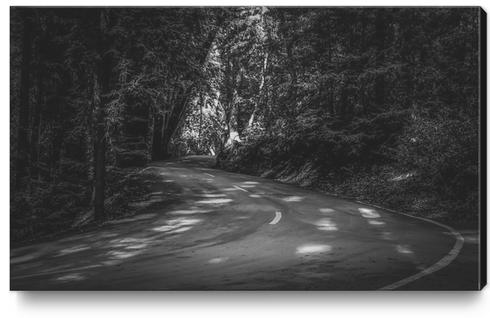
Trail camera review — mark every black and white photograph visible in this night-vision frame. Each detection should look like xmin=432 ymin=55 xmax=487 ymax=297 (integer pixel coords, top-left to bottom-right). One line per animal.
xmin=9 ymin=5 xmax=485 ymax=291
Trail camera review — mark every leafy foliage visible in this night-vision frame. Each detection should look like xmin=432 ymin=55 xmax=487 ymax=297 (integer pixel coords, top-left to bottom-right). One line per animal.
xmin=210 ymin=8 xmax=480 ymax=224
xmin=10 ymin=8 xmax=481 ymax=242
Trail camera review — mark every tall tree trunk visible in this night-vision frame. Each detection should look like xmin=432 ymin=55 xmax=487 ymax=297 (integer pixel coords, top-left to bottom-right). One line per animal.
xmin=93 ymin=116 xmax=106 ymax=221
xmin=198 ymin=93 xmax=203 ymax=152
xmin=247 ymin=51 xmax=268 ymax=130
xmin=93 ymin=9 xmax=113 ymax=221
xmin=225 ymin=89 xmax=241 ymax=147
xmin=373 ymin=11 xmax=387 ymax=110
xmin=15 ymin=9 xmax=33 ymax=189
xmin=30 ymin=12 xmax=46 ymax=183
xmin=30 ymin=74 xmax=42 ymax=181
xmin=340 ymin=84 xmax=348 ymax=119
xmin=151 ymin=112 xmax=164 ymax=160
xmin=161 ymin=93 xmax=191 ymax=158
xmin=155 ymin=19 xmax=223 ymax=158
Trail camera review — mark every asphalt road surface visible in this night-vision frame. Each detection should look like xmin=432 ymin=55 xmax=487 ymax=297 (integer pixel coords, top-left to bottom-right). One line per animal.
xmin=10 ymin=156 xmax=479 ymax=290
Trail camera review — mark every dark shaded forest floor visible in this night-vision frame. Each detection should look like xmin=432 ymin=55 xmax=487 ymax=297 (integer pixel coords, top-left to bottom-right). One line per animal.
xmin=11 ymin=156 xmax=217 ymax=247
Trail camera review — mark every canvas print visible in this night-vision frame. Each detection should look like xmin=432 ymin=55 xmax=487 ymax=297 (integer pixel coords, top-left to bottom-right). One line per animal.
xmin=10 ymin=7 xmax=485 ymax=290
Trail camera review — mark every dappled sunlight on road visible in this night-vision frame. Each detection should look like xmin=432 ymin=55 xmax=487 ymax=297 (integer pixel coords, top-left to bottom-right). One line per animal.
xmin=56 ymin=273 xmax=85 ymax=282
xmin=11 ymin=157 xmax=465 ymax=291
xmin=358 ymin=207 xmax=381 ymax=218
xmin=296 ymin=244 xmax=332 ymax=255
xmin=109 ymin=237 xmax=152 ymax=250
xmin=152 ymin=217 xmax=202 ymax=233
xmin=238 ymin=181 xmax=259 ymax=188
xmin=315 ymin=218 xmax=338 ymax=231
xmin=197 ymin=193 xmax=227 ymax=198
xmin=98 ymin=232 xmax=118 ymax=239
xmin=396 ymin=244 xmax=413 ymax=254
xmin=196 ymin=198 xmax=233 ymax=204
xmin=368 ymin=220 xmax=385 ymax=226
xmin=221 ymin=187 xmax=240 ymax=192
xmin=106 ymin=213 xmax=157 ymax=225
xmin=171 ymin=226 xmax=193 ymax=233
xmin=11 ymin=252 xmax=44 ymax=264
xmin=107 ymin=250 xmax=141 ymax=259
xmin=208 ymin=257 xmax=229 ymax=264
xmin=128 ymin=197 xmax=165 ymax=209
xmin=282 ymin=196 xmax=304 ymax=202
xmin=57 ymin=245 xmax=91 ymax=256
xmin=168 ymin=208 xmax=213 ymax=215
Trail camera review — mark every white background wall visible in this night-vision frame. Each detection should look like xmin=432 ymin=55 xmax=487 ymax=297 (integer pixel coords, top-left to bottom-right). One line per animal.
xmin=1 ymin=1 xmax=488 ymax=317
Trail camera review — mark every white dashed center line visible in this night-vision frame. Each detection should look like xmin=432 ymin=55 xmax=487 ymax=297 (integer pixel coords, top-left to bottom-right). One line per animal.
xmin=204 ymin=173 xmax=215 ymax=178
xmin=269 ymin=211 xmax=282 ymax=225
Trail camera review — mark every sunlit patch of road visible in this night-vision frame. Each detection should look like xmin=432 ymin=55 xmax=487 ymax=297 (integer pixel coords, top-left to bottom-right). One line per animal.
xmin=358 ymin=207 xmax=381 ymax=218
xmin=169 ymin=209 xmax=213 ymax=215
xmin=315 ymin=218 xmax=338 ymax=231
xmin=296 ymin=244 xmax=332 ymax=255
xmin=282 ymin=196 xmax=304 ymax=202
xmin=57 ymin=273 xmax=85 ymax=282
xmin=396 ymin=244 xmax=414 ymax=254
xmin=197 ymin=193 xmax=227 ymax=198
xmin=107 ymin=250 xmax=140 ymax=259
xmin=106 ymin=213 xmax=157 ymax=225
xmin=58 ymin=245 xmax=91 ymax=256
xmin=368 ymin=220 xmax=385 ymax=226
xmin=152 ymin=217 xmax=202 ymax=233
xmin=319 ymin=208 xmax=335 ymax=213
xmin=221 ymin=187 xmax=240 ymax=192
xmin=195 ymin=198 xmax=233 ymax=204
xmin=208 ymin=257 xmax=229 ymax=264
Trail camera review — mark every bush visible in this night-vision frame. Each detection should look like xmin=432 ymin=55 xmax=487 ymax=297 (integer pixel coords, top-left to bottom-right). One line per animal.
xmin=217 ymin=110 xmax=478 ymax=224
xmin=115 ymin=149 xmax=148 ymax=167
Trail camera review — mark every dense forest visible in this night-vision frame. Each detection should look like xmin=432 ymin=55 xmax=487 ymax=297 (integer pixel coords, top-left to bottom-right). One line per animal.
xmin=10 ymin=7 xmax=481 ymax=242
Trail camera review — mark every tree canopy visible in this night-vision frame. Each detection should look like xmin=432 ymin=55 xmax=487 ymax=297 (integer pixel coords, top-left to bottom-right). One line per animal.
xmin=10 ymin=7 xmax=481 ymax=241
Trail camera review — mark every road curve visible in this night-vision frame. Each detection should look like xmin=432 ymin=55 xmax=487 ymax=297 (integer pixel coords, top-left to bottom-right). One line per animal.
xmin=11 ymin=157 xmax=464 ymax=290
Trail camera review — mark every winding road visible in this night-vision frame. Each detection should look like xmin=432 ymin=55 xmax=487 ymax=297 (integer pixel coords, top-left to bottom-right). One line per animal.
xmin=10 ymin=156 xmax=478 ymax=290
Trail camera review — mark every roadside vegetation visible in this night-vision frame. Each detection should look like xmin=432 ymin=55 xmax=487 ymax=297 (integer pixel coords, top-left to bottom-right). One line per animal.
xmin=197 ymin=8 xmax=480 ymax=225
xmin=10 ymin=8 xmax=480 ymax=242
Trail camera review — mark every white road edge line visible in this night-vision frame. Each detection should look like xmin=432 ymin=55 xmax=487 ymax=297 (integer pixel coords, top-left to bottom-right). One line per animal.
xmin=352 ymin=200 xmax=466 ymax=290
xmin=269 ymin=211 xmax=282 ymax=225
xmin=204 ymin=173 xmax=215 ymax=178
xmin=233 ymin=185 xmax=248 ymax=192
